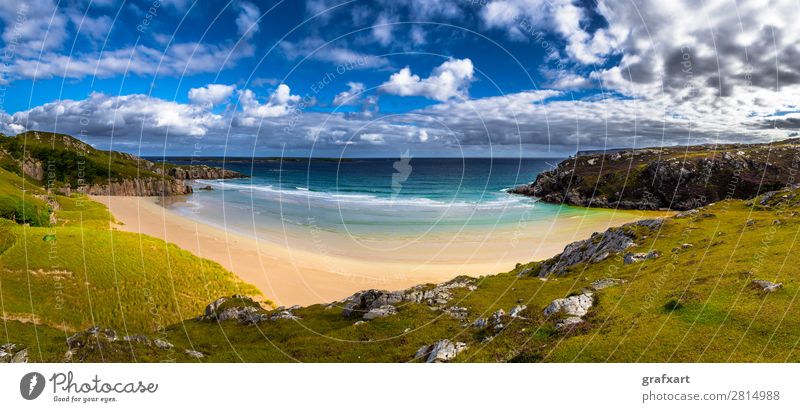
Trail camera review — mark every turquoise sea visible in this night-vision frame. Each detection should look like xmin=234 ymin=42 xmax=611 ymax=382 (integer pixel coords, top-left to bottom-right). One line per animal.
xmin=155 ymin=157 xmax=588 ymax=241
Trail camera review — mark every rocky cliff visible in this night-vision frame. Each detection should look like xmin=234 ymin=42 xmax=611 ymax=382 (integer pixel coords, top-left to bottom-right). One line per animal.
xmin=160 ymin=165 xmax=247 ymax=180
xmin=76 ymin=177 xmax=194 ymax=196
xmin=509 ymin=139 xmax=800 ymax=210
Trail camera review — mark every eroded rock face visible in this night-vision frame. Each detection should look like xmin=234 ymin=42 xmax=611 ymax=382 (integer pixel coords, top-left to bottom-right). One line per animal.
xmin=77 ymin=177 xmax=193 ymax=196
xmin=544 ymin=293 xmax=594 ymax=318
xmin=415 ymin=339 xmax=467 ymax=363
xmin=22 ymin=157 xmax=44 ymax=181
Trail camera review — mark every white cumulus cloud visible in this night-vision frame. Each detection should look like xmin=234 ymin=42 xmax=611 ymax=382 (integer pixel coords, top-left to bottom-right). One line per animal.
xmin=379 ymin=58 xmax=475 ymax=101
xmin=188 ymin=84 xmax=236 ymax=107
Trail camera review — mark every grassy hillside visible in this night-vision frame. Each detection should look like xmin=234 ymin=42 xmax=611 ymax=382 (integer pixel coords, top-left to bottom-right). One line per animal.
xmin=5 ymin=184 xmax=800 ymax=362
xmin=0 ymin=161 xmax=263 ymax=342
xmin=0 ymin=131 xmax=163 ymax=187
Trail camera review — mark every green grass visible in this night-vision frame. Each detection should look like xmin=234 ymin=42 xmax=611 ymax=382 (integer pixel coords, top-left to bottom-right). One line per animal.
xmin=0 ymin=131 xmax=164 ymax=187
xmin=0 ymin=168 xmax=52 ymax=225
xmin=0 ymin=164 xmax=263 ymax=336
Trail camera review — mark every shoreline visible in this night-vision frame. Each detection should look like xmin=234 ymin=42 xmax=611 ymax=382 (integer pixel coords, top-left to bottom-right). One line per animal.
xmin=91 ymin=195 xmax=669 ymax=306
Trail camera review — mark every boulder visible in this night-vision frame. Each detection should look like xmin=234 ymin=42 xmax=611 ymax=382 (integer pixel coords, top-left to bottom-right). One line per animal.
xmin=154 ymin=339 xmax=174 ymax=349
xmin=509 ymin=305 xmax=527 ymax=318
xmin=123 ymin=335 xmax=151 ymax=345
xmin=67 ymin=327 xmax=118 ymax=349
xmin=489 ymin=309 xmax=506 ymax=330
xmin=270 ymin=310 xmax=301 ymax=321
xmin=415 ymin=339 xmax=467 ymax=363
xmin=202 ymin=295 xmax=270 ymax=323
xmin=472 ymin=318 xmax=488 ymax=329
xmin=752 ymin=279 xmax=782 ymax=292
xmin=624 ymin=250 xmax=661 ymax=264
xmin=544 ymin=293 xmax=594 ymax=317
xmin=10 ymin=348 xmax=28 ymax=363
xmin=444 ymin=306 xmax=468 ymax=319
xmin=184 ymin=349 xmax=204 ymax=359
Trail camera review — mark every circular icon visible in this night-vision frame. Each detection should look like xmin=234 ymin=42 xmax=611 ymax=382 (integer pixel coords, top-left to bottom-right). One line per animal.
xmin=20 ymin=372 xmax=45 ymax=400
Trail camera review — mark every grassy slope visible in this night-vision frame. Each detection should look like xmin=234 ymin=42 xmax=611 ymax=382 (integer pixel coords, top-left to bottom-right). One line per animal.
xmin=0 ymin=169 xmax=262 ymax=343
xmin=14 ymin=186 xmax=799 ymax=363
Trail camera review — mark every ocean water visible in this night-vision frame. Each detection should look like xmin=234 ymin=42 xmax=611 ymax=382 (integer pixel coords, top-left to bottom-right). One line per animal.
xmin=155 ymin=157 xmax=589 ymax=240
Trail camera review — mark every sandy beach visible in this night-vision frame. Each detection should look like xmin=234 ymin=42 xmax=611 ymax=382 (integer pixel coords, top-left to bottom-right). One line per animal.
xmin=92 ymin=195 xmax=667 ymax=306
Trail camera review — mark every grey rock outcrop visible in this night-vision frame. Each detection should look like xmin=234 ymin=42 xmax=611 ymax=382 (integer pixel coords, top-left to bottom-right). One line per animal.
xmin=22 ymin=157 xmax=44 ymax=181
xmin=11 ymin=348 xmax=28 ymax=363
xmin=508 ymin=140 xmax=799 ymax=210
xmin=752 ymin=279 xmax=782 ymax=292
xmin=78 ymin=177 xmax=193 ymax=196
xmin=154 ymin=339 xmax=174 ymax=349
xmin=123 ymin=334 xmax=151 ymax=345
xmin=489 ymin=309 xmax=506 ymax=330
xmin=341 ymin=277 xmax=477 ymax=319
xmin=537 ymin=219 xmax=662 ymax=277
xmin=201 ymin=295 xmax=281 ymax=324
xmin=624 ymin=250 xmax=661 ymax=264
xmin=0 ymin=343 xmax=28 ymax=363
xmin=544 ymin=293 xmax=594 ymax=317
xmin=415 ymin=339 xmax=467 ymax=363
xmin=362 ymin=305 xmax=397 ymax=321
xmin=444 ymin=306 xmax=468 ymax=320
xmin=67 ymin=327 xmax=119 ymax=349
xmin=163 ymin=166 xmax=246 ymax=180
xmin=509 ymin=305 xmax=527 ymax=318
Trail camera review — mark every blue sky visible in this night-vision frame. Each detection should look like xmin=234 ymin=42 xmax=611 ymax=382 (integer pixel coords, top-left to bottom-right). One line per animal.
xmin=1 ymin=0 xmax=798 ymax=156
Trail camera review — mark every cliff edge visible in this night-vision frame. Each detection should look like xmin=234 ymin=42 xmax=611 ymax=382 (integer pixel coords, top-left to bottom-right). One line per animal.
xmin=509 ymin=139 xmax=800 ymax=210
